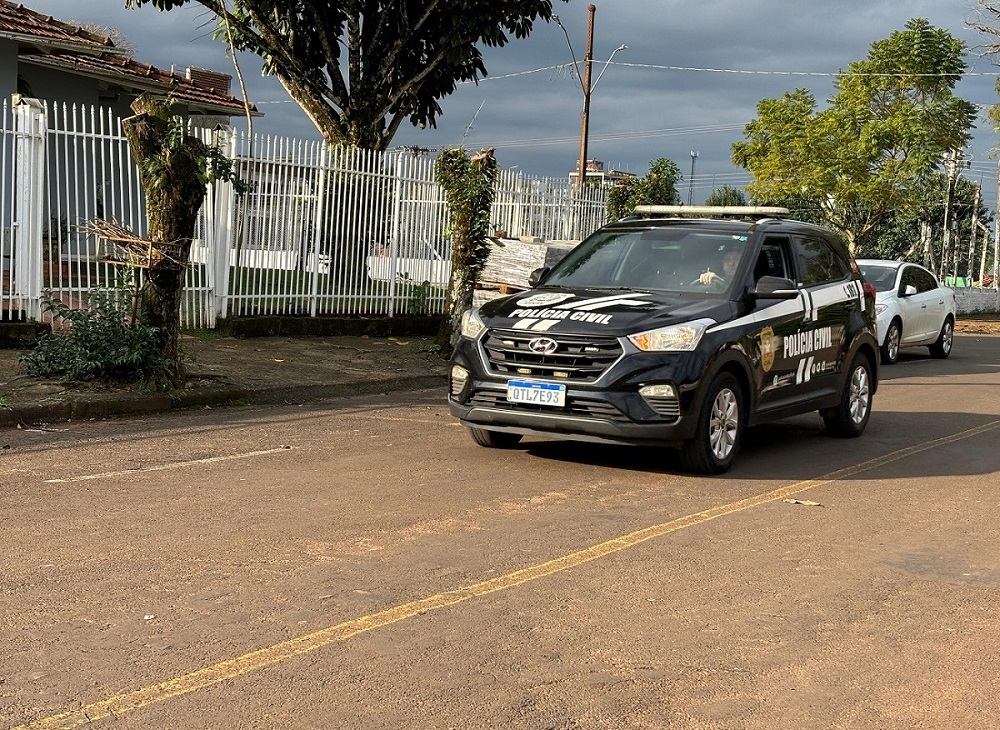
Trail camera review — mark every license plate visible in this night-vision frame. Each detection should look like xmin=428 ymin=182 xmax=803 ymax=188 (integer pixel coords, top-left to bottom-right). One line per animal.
xmin=506 ymin=380 xmax=566 ymax=407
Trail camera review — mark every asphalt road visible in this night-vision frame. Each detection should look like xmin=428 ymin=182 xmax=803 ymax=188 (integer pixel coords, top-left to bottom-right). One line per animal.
xmin=2 ymin=334 xmax=999 ymax=730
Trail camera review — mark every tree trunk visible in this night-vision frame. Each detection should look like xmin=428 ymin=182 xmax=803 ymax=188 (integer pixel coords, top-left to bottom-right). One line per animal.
xmin=121 ymin=94 xmax=210 ymax=381
xmin=434 ymin=149 xmax=498 ymax=354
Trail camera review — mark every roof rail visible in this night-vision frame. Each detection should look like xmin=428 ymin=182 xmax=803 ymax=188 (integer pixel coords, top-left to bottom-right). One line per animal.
xmin=633 ymin=205 xmax=790 ymax=219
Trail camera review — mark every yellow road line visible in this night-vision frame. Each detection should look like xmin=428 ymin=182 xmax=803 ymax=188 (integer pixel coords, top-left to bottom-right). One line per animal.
xmin=43 ymin=447 xmax=294 ymax=483
xmin=15 ymin=420 xmax=1000 ymax=730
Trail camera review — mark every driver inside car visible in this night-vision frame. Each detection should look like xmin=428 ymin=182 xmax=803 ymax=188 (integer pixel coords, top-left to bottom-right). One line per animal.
xmin=698 ymin=248 xmax=742 ymax=287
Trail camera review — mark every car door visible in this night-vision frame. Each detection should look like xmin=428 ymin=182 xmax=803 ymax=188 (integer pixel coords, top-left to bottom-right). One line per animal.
xmin=749 ymin=236 xmax=813 ymax=414
xmin=782 ymin=234 xmax=859 ymax=402
xmin=896 ymin=265 xmax=933 ymax=343
xmin=910 ymin=266 xmax=948 ymax=341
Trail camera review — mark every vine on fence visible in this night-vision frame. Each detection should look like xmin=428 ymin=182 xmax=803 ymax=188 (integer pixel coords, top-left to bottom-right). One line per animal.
xmin=434 ymin=147 xmax=498 ymax=354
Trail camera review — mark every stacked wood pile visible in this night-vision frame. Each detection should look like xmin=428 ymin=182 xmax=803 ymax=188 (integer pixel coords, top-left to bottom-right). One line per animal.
xmin=479 ymin=237 xmax=577 ymax=290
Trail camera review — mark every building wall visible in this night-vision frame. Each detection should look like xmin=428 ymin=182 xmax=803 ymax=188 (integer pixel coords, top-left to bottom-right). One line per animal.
xmin=0 ymin=39 xmax=18 ymax=97
xmin=16 ymin=63 xmax=135 ymax=116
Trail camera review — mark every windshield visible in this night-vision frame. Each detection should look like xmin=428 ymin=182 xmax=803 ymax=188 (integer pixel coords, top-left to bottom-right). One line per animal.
xmin=543 ymin=225 xmax=751 ymax=294
xmin=859 ymin=264 xmax=898 ymax=292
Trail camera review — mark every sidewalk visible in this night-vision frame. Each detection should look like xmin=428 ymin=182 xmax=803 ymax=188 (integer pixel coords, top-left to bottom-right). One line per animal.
xmin=0 ymin=334 xmax=449 ymax=428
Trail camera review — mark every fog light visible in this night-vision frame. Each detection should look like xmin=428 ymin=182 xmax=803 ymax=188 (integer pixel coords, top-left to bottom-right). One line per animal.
xmin=450 ymin=365 xmax=470 ymax=398
xmin=639 ymin=384 xmax=677 ymax=398
xmin=639 ymin=383 xmax=680 ymax=420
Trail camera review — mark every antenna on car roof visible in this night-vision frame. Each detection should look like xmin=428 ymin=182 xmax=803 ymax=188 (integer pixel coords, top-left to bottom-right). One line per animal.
xmin=633 ymin=205 xmax=790 ymax=219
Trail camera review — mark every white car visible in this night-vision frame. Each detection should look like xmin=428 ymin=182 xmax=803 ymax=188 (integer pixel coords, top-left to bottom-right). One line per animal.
xmin=856 ymin=259 xmax=956 ymax=365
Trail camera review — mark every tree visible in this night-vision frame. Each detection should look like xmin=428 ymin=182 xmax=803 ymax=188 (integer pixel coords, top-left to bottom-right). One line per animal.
xmin=606 ymin=158 xmax=683 ymax=220
xmin=704 ymin=185 xmax=747 ymax=207
xmin=435 ymin=147 xmax=497 ymax=354
xmin=868 ymin=174 xmax=992 ymax=265
xmin=970 ymin=2 xmax=1000 ymax=131
xmin=121 ymin=94 xmax=245 ymax=382
xmin=732 ymin=18 xmax=976 ymax=255
xmin=125 ymin=0 xmax=566 ymax=151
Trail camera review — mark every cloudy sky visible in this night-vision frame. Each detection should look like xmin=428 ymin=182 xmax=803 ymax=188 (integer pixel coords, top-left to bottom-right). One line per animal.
xmin=31 ymin=0 xmax=1000 ymax=204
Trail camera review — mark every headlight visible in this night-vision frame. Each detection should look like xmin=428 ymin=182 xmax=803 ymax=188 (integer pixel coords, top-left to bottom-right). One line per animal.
xmin=628 ymin=319 xmax=714 ymax=352
xmin=460 ymin=308 xmax=486 ymax=339
xmin=873 ymin=303 xmax=888 ymax=316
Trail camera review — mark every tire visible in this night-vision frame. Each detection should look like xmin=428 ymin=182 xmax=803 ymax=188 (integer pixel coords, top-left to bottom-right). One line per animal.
xmin=880 ymin=319 xmax=901 ymax=365
xmin=822 ymin=353 xmax=873 ymax=438
xmin=928 ymin=317 xmax=954 ymax=359
xmin=680 ymin=372 xmax=743 ymax=474
xmin=468 ymin=427 xmax=523 ymax=448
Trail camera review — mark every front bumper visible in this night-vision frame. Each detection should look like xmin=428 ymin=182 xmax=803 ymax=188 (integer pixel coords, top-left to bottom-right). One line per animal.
xmin=447 ymin=336 xmax=708 ymax=447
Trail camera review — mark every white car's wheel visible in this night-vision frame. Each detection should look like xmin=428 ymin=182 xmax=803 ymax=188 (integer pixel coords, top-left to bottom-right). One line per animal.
xmin=929 ymin=317 xmax=954 ymax=359
xmin=880 ymin=319 xmax=901 ymax=365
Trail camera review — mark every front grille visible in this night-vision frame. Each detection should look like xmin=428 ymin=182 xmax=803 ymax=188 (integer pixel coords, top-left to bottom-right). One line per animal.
xmin=467 ymin=391 xmax=631 ymax=423
xmin=482 ymin=330 xmax=622 ymax=383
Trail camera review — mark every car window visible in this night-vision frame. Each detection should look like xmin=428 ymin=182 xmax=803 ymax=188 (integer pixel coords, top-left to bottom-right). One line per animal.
xmin=754 ymin=238 xmax=790 ymax=282
xmin=913 ymin=267 xmax=939 ymax=293
xmin=858 ymin=263 xmax=898 ymax=292
xmin=792 ymin=236 xmax=850 ymax=286
xmin=900 ymin=265 xmax=921 ymax=294
xmin=544 ymin=226 xmax=750 ymax=292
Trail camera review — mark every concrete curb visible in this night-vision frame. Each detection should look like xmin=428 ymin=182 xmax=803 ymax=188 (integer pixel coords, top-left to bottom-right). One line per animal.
xmin=0 ymin=374 xmax=447 ymax=429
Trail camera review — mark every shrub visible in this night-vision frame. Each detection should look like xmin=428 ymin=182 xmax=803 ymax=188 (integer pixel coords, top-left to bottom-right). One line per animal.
xmin=20 ymin=290 xmax=167 ymax=383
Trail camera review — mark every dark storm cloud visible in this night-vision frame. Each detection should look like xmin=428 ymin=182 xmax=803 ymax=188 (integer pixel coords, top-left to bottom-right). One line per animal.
xmin=31 ymin=0 xmax=1000 ymax=201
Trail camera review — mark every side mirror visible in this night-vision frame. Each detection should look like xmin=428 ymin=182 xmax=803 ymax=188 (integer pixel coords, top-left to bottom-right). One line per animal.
xmin=528 ymin=267 xmax=550 ymax=288
xmin=752 ymin=275 xmax=799 ymax=300
xmin=901 ymin=284 xmax=917 ymax=297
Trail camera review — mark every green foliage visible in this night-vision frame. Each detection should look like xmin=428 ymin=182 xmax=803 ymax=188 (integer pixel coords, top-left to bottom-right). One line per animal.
xmin=606 ymin=158 xmax=683 ymax=220
xmin=435 ymin=147 xmax=498 ymax=352
xmin=435 ymin=147 xmax=498 ymax=286
xmin=732 ymin=18 xmax=976 ymax=253
xmin=867 ymin=174 xmax=993 ymax=264
xmin=20 ymin=289 xmax=168 ymax=383
xmin=396 ymin=274 xmax=438 ymax=315
xmin=704 ymin=186 xmax=748 ymax=207
xmin=141 ymin=115 xmax=251 ymax=195
xmin=126 ymin=0 xmax=567 ymax=151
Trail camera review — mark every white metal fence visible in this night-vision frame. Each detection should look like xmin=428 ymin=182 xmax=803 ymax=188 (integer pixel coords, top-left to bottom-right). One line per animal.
xmin=1 ymin=96 xmax=609 ymax=329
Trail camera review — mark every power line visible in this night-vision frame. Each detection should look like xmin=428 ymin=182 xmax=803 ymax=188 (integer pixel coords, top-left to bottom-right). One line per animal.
xmin=607 ymin=60 xmax=1000 ymax=78
xmin=475 ymin=123 xmax=746 ymax=150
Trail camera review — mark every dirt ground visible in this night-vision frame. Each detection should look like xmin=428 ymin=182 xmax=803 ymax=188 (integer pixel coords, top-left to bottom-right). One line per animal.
xmin=954 ymin=316 xmax=1000 ymax=335
xmin=0 ymin=333 xmax=448 ymax=412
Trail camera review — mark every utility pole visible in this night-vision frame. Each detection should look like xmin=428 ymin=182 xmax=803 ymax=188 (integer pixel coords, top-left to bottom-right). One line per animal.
xmin=688 ymin=151 xmax=698 ymax=205
xmin=574 ymin=4 xmax=596 ymax=196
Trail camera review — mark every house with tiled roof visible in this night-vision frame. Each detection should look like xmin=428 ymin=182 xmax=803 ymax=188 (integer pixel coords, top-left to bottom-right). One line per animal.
xmin=0 ymin=0 xmax=257 ymax=121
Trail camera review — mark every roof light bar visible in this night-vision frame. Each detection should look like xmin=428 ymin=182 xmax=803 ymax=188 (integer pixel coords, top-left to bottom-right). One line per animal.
xmin=633 ymin=205 xmax=790 ymax=218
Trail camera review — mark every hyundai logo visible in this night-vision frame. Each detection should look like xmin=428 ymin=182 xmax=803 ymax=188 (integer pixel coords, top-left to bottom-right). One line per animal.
xmin=528 ymin=337 xmax=558 ymax=355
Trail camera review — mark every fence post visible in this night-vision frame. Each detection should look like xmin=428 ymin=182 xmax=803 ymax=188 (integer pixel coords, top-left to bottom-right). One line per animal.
xmin=308 ymin=144 xmax=329 ymax=317
xmin=208 ymin=126 xmax=237 ymax=323
xmin=387 ymin=152 xmax=405 ymax=317
xmin=12 ymin=96 xmax=46 ymax=320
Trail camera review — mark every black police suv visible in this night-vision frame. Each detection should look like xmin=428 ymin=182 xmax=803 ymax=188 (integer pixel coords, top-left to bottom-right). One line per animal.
xmin=448 ymin=207 xmax=879 ymax=473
